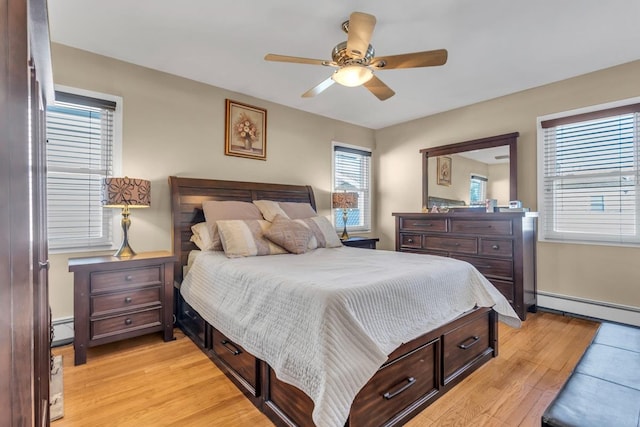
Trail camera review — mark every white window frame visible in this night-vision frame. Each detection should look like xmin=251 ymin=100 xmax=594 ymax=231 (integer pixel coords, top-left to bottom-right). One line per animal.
xmin=47 ymin=85 xmax=123 ymax=253
xmin=537 ymin=96 xmax=640 ymax=247
xmin=331 ymin=141 xmax=372 ymax=233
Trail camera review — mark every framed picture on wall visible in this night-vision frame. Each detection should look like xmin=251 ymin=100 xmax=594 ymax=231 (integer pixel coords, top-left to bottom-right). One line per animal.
xmin=437 ymin=156 xmax=452 ymax=186
xmin=224 ymin=99 xmax=267 ymax=160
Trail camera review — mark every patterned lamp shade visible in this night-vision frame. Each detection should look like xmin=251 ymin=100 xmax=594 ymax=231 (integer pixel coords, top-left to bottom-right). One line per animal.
xmin=332 ymin=192 xmax=358 ymax=209
xmin=102 ymin=177 xmax=151 ymax=208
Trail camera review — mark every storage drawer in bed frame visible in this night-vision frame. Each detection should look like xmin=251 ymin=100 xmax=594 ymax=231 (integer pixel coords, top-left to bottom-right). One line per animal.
xmin=175 ymin=289 xmax=497 ymax=427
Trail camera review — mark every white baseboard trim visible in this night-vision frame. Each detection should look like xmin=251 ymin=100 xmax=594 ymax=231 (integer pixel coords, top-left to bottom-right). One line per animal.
xmin=52 ymin=317 xmax=74 ymax=347
xmin=538 ymin=291 xmax=640 ymax=327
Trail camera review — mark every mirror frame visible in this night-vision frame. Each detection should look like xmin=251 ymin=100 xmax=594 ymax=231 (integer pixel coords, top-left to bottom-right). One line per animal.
xmin=420 ymin=132 xmax=519 ymax=209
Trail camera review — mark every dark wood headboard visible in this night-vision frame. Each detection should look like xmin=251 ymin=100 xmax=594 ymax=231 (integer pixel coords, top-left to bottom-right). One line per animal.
xmin=169 ymin=176 xmax=316 ymax=283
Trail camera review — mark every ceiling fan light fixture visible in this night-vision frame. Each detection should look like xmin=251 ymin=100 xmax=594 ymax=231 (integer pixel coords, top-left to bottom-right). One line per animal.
xmin=332 ymin=65 xmax=373 ymax=87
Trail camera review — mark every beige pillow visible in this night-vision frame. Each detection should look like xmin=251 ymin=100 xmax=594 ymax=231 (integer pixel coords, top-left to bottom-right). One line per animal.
xmin=279 ymin=202 xmax=318 ymax=219
xmin=189 ymin=222 xmax=215 ymax=250
xmin=217 ymin=219 xmax=288 ymax=258
xmin=202 ymin=201 xmax=262 ymax=250
xmin=253 ymin=200 xmax=289 ymax=222
xmin=295 ymin=216 xmax=342 ymax=248
xmin=264 ymin=215 xmax=313 ymax=254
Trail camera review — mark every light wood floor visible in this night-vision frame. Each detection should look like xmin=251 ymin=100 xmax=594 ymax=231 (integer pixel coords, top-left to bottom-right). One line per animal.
xmin=52 ymin=311 xmax=598 ymax=427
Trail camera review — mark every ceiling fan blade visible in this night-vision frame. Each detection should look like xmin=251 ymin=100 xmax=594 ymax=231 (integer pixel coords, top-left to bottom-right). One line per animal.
xmin=346 ymin=12 xmax=376 ymax=59
xmin=302 ymin=76 xmax=336 ymax=98
xmin=371 ymin=49 xmax=448 ymax=70
xmin=363 ymin=75 xmax=395 ymax=101
xmin=265 ymin=54 xmax=335 ymax=67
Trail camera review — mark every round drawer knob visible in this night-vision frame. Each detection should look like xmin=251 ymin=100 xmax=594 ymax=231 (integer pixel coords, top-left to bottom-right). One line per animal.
xmin=492 ymin=244 xmax=500 ymax=250
xmin=407 ymin=238 xmax=413 ymax=243
xmin=124 ymin=318 xmax=133 ymax=325
xmin=124 ymin=297 xmax=132 ymax=304
xmin=125 ymin=275 xmax=133 ymax=281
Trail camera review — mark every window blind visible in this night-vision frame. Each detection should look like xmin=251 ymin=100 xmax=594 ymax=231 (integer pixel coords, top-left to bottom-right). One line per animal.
xmin=540 ymin=105 xmax=640 ymax=245
xmin=46 ymin=91 xmax=116 ymax=250
xmin=333 ymin=144 xmax=372 ymax=232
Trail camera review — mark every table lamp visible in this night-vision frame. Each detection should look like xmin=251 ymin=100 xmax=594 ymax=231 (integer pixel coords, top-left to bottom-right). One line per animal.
xmin=332 ymin=191 xmax=358 ymax=240
xmin=102 ymin=177 xmax=150 ymax=257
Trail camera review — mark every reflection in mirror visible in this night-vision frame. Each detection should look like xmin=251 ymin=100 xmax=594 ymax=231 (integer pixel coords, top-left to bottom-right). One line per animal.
xmin=427 ymin=146 xmax=510 ymax=208
xmin=420 ymin=132 xmax=519 ymax=210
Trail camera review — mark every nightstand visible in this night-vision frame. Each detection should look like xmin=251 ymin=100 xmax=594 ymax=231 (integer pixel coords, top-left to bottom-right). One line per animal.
xmin=69 ymin=251 xmax=176 ymax=365
xmin=341 ymin=237 xmax=379 ymax=249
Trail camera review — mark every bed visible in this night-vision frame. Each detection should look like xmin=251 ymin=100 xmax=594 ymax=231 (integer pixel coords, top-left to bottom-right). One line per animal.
xmin=169 ymin=176 xmax=520 ymax=427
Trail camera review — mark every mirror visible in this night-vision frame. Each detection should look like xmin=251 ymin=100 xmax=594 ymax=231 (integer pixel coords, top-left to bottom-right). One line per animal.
xmin=420 ymin=132 xmax=518 ymax=210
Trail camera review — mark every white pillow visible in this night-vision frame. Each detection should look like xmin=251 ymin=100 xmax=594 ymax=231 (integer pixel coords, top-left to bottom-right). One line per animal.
xmin=190 ymin=222 xmax=215 ymax=251
xmin=252 ymin=200 xmax=289 ymax=222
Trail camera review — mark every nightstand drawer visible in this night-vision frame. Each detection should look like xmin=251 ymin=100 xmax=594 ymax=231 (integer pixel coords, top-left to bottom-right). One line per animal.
xmin=91 ymin=287 xmax=162 ymax=317
xmin=91 ymin=266 xmax=162 ymax=293
xmin=91 ymin=308 xmax=162 ymax=340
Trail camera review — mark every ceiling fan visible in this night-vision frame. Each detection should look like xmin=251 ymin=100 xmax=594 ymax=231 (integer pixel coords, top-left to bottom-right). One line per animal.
xmin=264 ymin=11 xmax=448 ymax=101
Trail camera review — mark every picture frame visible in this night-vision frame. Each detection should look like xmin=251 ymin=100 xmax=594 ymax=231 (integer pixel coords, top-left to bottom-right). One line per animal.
xmin=437 ymin=156 xmax=452 ymax=186
xmin=224 ymin=99 xmax=267 ymax=160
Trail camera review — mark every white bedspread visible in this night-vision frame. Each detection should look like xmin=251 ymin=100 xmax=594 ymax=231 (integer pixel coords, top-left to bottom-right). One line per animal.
xmin=181 ymin=247 xmax=520 ymax=427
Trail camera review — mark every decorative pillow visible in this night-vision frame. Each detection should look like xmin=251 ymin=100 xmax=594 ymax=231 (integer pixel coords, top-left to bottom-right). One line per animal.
xmin=253 ymin=200 xmax=289 ymax=222
xmin=216 ymin=219 xmax=288 ymax=258
xmin=294 ymin=216 xmax=342 ymax=248
xmin=202 ymin=201 xmax=262 ymax=250
xmin=279 ymin=202 xmax=318 ymax=219
xmin=263 ymin=215 xmax=313 ymax=254
xmin=189 ymin=222 xmax=215 ymax=251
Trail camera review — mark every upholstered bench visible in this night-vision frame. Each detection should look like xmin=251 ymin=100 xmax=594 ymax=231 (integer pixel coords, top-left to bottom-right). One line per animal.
xmin=541 ymin=322 xmax=640 ymax=427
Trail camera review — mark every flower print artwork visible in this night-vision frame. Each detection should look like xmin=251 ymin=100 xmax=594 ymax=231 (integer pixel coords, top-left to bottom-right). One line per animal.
xmin=225 ymin=99 xmax=267 ymax=160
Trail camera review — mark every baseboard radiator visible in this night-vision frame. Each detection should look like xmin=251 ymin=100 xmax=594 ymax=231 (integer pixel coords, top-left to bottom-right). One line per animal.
xmin=51 ymin=317 xmax=74 ymax=347
xmin=538 ymin=291 xmax=640 ymax=327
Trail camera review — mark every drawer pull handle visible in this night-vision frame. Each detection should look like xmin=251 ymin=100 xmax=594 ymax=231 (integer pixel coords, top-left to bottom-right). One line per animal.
xmin=407 ymin=238 xmax=414 ymax=243
xmin=124 ymin=297 xmax=132 ymax=304
xmin=459 ymin=336 xmax=480 ymax=350
xmin=124 ymin=318 xmax=133 ymax=326
xmin=125 ymin=275 xmax=133 ymax=281
xmin=492 ymin=244 xmax=500 ymax=250
xmin=414 ymin=222 xmax=433 ymax=227
xmin=383 ymin=377 xmax=416 ymax=400
xmin=221 ymin=340 xmax=241 ymax=356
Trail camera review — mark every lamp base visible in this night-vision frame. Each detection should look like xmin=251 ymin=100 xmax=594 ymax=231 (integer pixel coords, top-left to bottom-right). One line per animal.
xmin=340 ymin=208 xmax=349 ymax=241
xmin=114 ymin=206 xmax=136 ymax=257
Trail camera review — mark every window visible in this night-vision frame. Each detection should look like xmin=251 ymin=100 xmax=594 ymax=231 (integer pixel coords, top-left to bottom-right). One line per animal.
xmin=332 ymin=143 xmax=371 ymax=232
xmin=538 ymin=99 xmax=640 ymax=245
xmin=46 ymin=90 xmax=118 ymax=251
xmin=469 ymin=174 xmax=488 ymax=206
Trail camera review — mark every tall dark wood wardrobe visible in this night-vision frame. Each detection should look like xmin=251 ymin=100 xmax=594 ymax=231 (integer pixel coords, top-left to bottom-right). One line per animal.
xmin=1 ymin=0 xmax=53 ymax=425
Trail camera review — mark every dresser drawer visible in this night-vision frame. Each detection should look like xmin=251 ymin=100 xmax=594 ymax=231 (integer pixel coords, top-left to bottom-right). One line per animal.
xmin=479 ymin=239 xmax=513 ymax=258
xmin=450 ymin=219 xmax=512 ymax=236
xmin=490 ymin=279 xmax=514 ymax=303
xmin=400 ymin=218 xmax=447 ymax=232
xmin=400 ymin=233 xmax=422 ymax=248
xmin=424 ymin=236 xmax=477 ymax=254
xmin=91 ymin=287 xmax=161 ymax=317
xmin=91 ymin=308 xmax=161 ymax=340
xmin=351 ymin=340 xmax=438 ymax=425
xmin=442 ymin=311 xmax=491 ymax=382
xmin=454 ymin=255 xmax=513 ymax=280
xmin=91 ymin=266 xmax=162 ymax=293
xmin=213 ymin=329 xmax=258 ymax=390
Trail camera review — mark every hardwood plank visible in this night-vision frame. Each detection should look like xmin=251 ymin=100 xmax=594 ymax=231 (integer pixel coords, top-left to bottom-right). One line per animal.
xmin=52 ymin=311 xmax=598 ymax=426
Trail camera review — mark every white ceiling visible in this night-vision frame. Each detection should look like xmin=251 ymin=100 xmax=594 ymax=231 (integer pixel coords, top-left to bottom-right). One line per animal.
xmin=47 ymin=0 xmax=640 ymax=130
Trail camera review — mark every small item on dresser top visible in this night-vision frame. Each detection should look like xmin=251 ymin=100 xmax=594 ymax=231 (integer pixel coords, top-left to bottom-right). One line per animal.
xmin=485 ymin=199 xmax=497 ymax=213
xmin=498 ymin=207 xmax=530 ymax=212
xmin=509 ymin=200 xmax=523 ymax=209
xmin=430 ymin=205 xmax=439 ymax=213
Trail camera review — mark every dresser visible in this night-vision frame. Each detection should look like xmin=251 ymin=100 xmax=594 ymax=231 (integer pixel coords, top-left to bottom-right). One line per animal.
xmin=69 ymin=251 xmax=176 ymax=365
xmin=393 ymin=211 xmax=536 ymax=320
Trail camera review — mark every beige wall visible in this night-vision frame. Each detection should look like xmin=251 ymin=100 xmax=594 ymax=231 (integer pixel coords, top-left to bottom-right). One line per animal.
xmin=49 ymin=43 xmax=375 ymax=320
xmin=375 ymin=60 xmax=640 ymax=309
